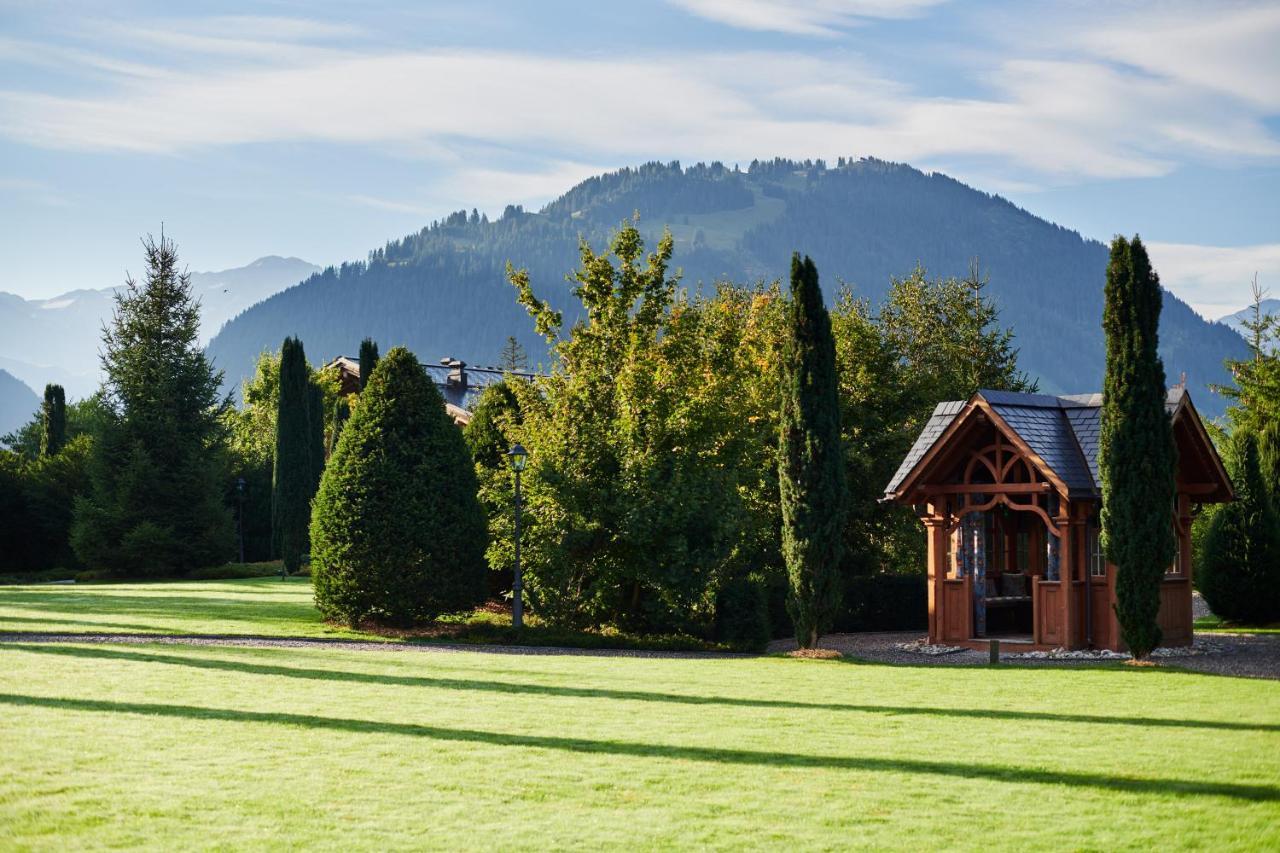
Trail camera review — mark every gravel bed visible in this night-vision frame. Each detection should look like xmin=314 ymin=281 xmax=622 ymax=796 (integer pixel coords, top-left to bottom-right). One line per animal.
xmin=768 ymin=631 xmax=1280 ymax=679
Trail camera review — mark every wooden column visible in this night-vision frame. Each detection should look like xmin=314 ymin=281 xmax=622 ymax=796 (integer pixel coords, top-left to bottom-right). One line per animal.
xmin=1178 ymin=493 xmax=1193 ymax=583
xmin=924 ymin=511 xmax=946 ymax=643
xmin=1059 ymin=499 xmax=1077 ymax=649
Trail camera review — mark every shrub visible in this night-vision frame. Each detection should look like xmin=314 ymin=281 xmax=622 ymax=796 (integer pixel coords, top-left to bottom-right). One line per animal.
xmin=310 ymin=347 xmax=488 ymax=625
xmin=1199 ymin=431 xmax=1280 ymax=624
xmin=832 ymin=574 xmax=927 ymax=633
xmin=186 ymin=561 xmax=285 ymax=580
xmin=713 ymin=573 xmax=772 ymax=652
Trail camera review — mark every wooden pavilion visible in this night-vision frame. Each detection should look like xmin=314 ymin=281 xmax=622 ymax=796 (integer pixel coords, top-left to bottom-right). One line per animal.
xmin=882 ymin=388 xmax=1232 ymax=652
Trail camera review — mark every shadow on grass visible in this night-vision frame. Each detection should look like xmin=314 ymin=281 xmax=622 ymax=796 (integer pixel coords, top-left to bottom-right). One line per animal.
xmin=0 ymin=691 xmax=1275 ymax=802
xmin=11 ymin=643 xmax=1279 ymax=736
xmin=0 ymin=593 xmax=317 ymax=622
xmin=0 ymin=616 xmax=171 ymax=633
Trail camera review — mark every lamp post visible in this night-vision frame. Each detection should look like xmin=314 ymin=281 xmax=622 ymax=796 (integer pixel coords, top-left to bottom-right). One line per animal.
xmin=506 ymin=443 xmax=528 ymax=630
xmin=235 ymin=477 xmax=246 ymax=565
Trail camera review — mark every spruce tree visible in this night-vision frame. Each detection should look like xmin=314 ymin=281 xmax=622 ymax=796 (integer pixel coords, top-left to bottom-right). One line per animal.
xmin=1100 ymin=236 xmax=1177 ymax=658
xmin=499 ymin=336 xmax=528 ymax=373
xmin=273 ymin=337 xmax=313 ymax=573
xmin=311 ymin=347 xmax=487 ymax=625
xmin=40 ymin=384 xmax=66 ymax=457
xmin=1199 ymin=430 xmax=1280 ymax=624
xmin=358 ymin=338 xmax=379 ymax=391
xmin=778 ymin=254 xmax=848 ymax=648
xmin=71 ymin=233 xmax=233 ymax=575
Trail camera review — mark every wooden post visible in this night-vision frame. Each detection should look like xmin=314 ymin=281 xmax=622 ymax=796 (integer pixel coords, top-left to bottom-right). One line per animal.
xmin=1060 ymin=500 xmax=1077 ymax=649
xmin=924 ymin=512 xmax=946 ymax=643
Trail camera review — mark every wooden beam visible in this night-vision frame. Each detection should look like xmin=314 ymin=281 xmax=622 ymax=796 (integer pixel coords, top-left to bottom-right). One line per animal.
xmin=922 ymin=483 xmax=1052 ymax=495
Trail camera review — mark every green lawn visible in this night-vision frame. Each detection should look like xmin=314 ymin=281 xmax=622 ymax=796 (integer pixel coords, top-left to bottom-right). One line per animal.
xmin=0 ymin=577 xmax=380 ymax=640
xmin=1196 ymin=615 xmax=1280 ymax=635
xmin=1 ymin=641 xmax=1278 ymax=850
xmin=1 ymin=580 xmax=1278 ymax=849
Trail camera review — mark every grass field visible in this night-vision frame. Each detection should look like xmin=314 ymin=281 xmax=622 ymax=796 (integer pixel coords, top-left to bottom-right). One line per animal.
xmin=1 ymin=580 xmax=1279 ymax=849
xmin=0 ymin=577 xmax=376 ymax=640
xmin=2 ymin=640 xmax=1279 ymax=850
xmin=1195 ymin=615 xmax=1280 ymax=634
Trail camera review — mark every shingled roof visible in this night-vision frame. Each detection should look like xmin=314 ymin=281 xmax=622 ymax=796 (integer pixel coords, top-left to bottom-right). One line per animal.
xmin=883 ymin=387 xmax=1189 ymax=500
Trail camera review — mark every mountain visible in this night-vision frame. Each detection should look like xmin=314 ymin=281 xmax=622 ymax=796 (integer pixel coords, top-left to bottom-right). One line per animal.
xmin=0 ymin=256 xmax=319 ymax=401
xmin=0 ymin=369 xmax=39 ymax=438
xmin=206 ymin=159 xmax=1247 ymax=417
xmin=1219 ymin=299 xmax=1280 ymax=340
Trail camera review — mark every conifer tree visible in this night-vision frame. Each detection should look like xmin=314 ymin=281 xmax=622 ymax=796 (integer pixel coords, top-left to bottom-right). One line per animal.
xmin=1199 ymin=430 xmax=1280 ymax=624
xmin=274 ymin=337 xmax=313 ymax=573
xmin=328 ymin=397 xmax=350 ymax=458
xmin=1100 ymin=235 xmax=1177 ymax=658
xmin=71 ymin=233 xmax=233 ymax=574
xmin=307 ymin=380 xmax=325 ymax=494
xmin=311 ymin=347 xmax=487 ymax=624
xmin=499 ymin=336 xmax=528 ymax=373
xmin=778 ymin=254 xmax=848 ymax=648
xmin=40 ymin=384 xmax=66 ymax=457
xmin=358 ymin=338 xmax=379 ymax=391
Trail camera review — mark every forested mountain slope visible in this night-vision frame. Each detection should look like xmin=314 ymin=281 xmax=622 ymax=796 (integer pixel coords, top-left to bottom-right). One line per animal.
xmin=206 ymin=159 xmax=1246 ymax=416
xmin=0 ymin=369 xmax=38 ymax=437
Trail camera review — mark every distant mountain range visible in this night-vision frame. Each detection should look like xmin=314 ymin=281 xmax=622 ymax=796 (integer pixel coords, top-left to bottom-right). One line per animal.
xmin=0 ymin=256 xmax=319 ymax=402
xmin=1218 ymin=299 xmax=1280 ymax=340
xmin=0 ymin=368 xmax=39 ymax=437
xmin=207 ymin=158 xmax=1247 ymax=418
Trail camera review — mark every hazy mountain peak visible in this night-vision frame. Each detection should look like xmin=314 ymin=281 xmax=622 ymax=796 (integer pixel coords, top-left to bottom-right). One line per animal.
xmin=1218 ymin=299 xmax=1280 ymax=339
xmin=0 ymin=255 xmax=319 ymax=408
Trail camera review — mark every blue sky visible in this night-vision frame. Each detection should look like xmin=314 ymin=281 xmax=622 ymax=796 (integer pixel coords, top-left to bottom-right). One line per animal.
xmin=1 ymin=0 xmax=1278 ymax=318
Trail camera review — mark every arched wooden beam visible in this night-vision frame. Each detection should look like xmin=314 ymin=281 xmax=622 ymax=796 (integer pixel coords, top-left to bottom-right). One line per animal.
xmin=965 ymin=449 xmax=999 ymax=483
xmin=948 ymin=492 xmax=1061 ymax=537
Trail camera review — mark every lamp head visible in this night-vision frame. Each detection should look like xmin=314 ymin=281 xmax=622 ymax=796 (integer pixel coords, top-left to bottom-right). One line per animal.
xmin=507 ymin=443 xmax=528 ymax=472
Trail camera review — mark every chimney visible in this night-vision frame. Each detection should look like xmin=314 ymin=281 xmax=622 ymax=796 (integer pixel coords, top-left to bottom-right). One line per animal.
xmin=440 ymin=357 xmax=467 ymax=390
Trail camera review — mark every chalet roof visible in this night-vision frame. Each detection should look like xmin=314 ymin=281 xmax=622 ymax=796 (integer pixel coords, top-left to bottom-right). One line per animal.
xmin=324 ymin=354 xmax=536 ymax=416
xmin=883 ymin=387 xmax=1192 ymax=501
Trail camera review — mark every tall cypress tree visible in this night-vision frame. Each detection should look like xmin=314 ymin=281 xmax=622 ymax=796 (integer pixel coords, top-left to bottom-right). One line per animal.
xmin=70 ymin=233 xmax=233 ymax=575
xmin=1100 ymin=235 xmax=1177 ymax=658
xmin=274 ymin=337 xmax=313 ymax=573
xmin=778 ymin=254 xmax=848 ymax=648
xmin=327 ymin=397 xmax=350 ymax=458
xmin=358 ymin=338 xmax=379 ymax=391
xmin=307 ymin=380 xmax=326 ymax=494
xmin=40 ymin=384 xmax=66 ymax=457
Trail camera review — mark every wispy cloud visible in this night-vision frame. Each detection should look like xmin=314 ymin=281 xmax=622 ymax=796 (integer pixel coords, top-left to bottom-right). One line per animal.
xmin=667 ymin=0 xmax=948 ymax=37
xmin=0 ymin=4 xmax=1277 ymax=221
xmin=346 ymin=194 xmax=436 ymax=216
xmin=0 ymin=177 xmax=73 ymax=208
xmin=1148 ymin=241 xmax=1280 ymax=319
xmin=2 ymin=36 xmax=1276 ymax=188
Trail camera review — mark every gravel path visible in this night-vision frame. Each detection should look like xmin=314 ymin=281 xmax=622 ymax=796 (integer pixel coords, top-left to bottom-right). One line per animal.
xmin=0 ymin=632 xmax=743 ymax=659
xmin=2 ymin=630 xmax=1276 ymax=677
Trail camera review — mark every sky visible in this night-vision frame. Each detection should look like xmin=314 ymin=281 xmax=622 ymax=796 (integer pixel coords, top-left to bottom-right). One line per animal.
xmin=1 ymin=0 xmax=1277 ymax=319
